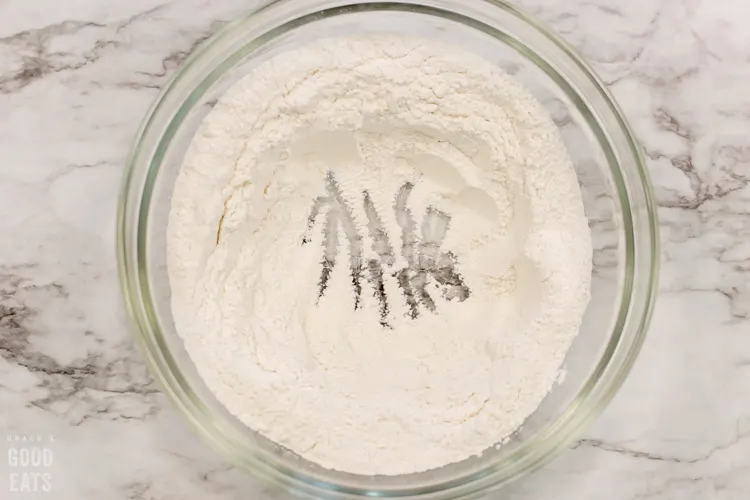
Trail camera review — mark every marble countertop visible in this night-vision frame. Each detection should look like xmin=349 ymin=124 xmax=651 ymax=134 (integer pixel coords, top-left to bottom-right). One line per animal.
xmin=1 ymin=0 xmax=748 ymax=498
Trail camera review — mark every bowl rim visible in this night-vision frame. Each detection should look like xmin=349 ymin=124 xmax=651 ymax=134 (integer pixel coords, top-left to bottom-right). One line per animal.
xmin=117 ymin=0 xmax=660 ymax=498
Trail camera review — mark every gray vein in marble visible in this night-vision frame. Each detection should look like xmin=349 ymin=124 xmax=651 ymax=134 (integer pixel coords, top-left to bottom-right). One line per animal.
xmin=646 ymin=108 xmax=750 ymax=212
xmin=575 ymin=423 xmax=750 ymax=464
xmin=0 ymin=269 xmax=160 ymax=428
xmin=0 ymin=7 xmax=163 ymax=94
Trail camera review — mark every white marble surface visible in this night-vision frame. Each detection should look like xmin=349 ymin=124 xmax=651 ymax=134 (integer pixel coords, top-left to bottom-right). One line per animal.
xmin=0 ymin=0 xmax=748 ymax=498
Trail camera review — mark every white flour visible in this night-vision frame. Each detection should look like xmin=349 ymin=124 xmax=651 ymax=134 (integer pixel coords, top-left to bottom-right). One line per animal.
xmin=168 ymin=35 xmax=592 ymax=475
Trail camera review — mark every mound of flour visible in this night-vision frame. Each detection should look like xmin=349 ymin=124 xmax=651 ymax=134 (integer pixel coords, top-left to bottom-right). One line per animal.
xmin=167 ymin=35 xmax=592 ymax=475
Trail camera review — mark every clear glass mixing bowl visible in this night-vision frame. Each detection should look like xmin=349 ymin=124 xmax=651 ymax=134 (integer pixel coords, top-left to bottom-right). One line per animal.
xmin=117 ymin=0 xmax=659 ymax=498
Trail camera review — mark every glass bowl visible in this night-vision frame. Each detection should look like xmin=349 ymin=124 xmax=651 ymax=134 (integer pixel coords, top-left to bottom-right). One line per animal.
xmin=117 ymin=0 xmax=659 ymax=498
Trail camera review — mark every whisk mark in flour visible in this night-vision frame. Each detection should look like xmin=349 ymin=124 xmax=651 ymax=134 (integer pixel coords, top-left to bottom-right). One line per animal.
xmin=303 ymin=172 xmax=470 ymax=324
xmin=303 ymin=172 xmax=364 ymax=308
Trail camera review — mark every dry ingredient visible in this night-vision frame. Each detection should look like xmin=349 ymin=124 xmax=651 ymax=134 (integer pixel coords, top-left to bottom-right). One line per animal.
xmin=167 ymin=35 xmax=592 ymax=475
